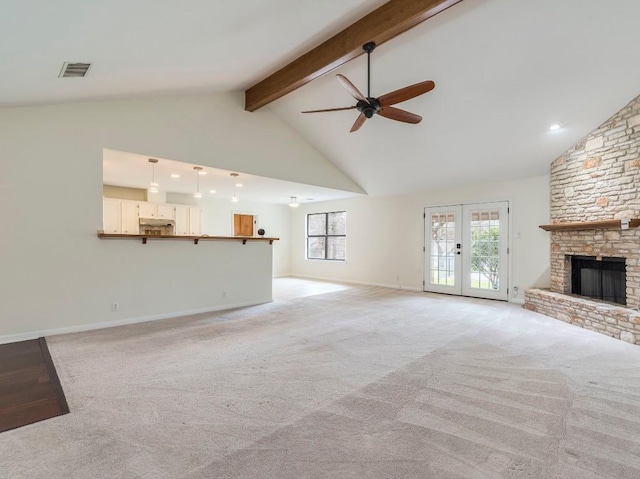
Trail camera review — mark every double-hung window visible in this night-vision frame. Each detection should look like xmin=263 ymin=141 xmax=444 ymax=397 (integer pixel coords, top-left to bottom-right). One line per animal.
xmin=306 ymin=211 xmax=346 ymax=261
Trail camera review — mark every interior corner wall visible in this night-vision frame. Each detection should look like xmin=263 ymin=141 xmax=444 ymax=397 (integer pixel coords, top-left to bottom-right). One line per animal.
xmin=289 ymin=175 xmax=551 ymax=302
xmin=0 ymin=92 xmax=342 ymax=340
xmin=167 ymin=194 xmax=292 ymax=277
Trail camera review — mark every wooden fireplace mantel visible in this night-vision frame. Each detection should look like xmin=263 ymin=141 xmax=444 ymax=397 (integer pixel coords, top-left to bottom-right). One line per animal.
xmin=539 ymin=219 xmax=640 ymax=232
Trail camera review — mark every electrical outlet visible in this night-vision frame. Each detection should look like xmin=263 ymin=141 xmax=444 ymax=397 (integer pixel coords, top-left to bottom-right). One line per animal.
xmin=111 ymin=302 xmax=120 ymax=312
xmin=222 ymin=291 xmax=227 ymax=298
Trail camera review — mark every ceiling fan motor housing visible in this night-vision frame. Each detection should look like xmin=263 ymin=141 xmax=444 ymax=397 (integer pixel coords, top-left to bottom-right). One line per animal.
xmin=358 ymin=98 xmax=380 ymax=118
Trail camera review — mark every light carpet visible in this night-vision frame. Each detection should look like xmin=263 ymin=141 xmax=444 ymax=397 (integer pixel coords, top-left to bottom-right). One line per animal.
xmin=2 ymin=283 xmax=640 ymax=478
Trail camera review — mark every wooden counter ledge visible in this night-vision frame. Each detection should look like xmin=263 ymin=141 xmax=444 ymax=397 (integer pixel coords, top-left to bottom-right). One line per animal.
xmin=98 ymin=232 xmax=279 ymax=245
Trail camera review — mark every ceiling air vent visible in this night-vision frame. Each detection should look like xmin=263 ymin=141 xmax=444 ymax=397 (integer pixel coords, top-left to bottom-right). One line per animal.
xmin=58 ymin=62 xmax=92 ymax=78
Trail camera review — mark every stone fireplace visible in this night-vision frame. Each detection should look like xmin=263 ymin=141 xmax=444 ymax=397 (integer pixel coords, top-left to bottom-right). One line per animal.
xmin=525 ymin=94 xmax=640 ymax=344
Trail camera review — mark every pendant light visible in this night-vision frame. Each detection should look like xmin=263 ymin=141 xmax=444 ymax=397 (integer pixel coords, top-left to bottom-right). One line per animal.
xmin=289 ymin=196 xmax=299 ymax=208
xmin=148 ymin=158 xmax=159 ymax=193
xmin=230 ymin=173 xmax=240 ymax=202
xmin=193 ymin=166 xmax=203 ymax=198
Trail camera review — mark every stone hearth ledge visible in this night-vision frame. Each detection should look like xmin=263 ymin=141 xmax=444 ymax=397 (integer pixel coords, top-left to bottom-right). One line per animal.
xmin=524 ymin=288 xmax=640 ymax=344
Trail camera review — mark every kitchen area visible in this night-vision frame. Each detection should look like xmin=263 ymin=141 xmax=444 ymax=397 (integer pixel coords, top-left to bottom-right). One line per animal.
xmin=102 ymin=194 xmax=202 ymax=237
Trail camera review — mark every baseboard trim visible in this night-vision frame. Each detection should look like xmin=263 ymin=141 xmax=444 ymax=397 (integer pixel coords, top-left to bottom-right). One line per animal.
xmin=0 ymin=299 xmax=269 ymax=345
xmin=290 ymin=274 xmax=526 ymax=303
xmin=289 ymin=274 xmax=422 ymax=292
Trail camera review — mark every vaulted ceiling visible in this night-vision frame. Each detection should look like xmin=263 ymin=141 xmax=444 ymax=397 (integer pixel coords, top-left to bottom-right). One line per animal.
xmin=3 ymin=0 xmax=640 ymax=197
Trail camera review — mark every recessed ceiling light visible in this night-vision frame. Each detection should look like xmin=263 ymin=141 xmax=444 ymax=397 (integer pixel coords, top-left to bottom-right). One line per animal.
xmin=549 ymin=122 xmax=563 ymax=131
xmin=235 ymin=183 xmax=243 ymax=187
xmin=170 ymin=174 xmax=180 ymax=178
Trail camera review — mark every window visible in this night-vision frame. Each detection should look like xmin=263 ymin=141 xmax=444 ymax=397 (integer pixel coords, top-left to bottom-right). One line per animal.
xmin=307 ymin=211 xmax=346 ymax=261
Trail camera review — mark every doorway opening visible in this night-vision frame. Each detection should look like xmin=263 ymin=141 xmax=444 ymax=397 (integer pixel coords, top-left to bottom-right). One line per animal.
xmin=233 ymin=213 xmax=256 ymax=236
xmin=424 ymin=201 xmax=509 ymax=301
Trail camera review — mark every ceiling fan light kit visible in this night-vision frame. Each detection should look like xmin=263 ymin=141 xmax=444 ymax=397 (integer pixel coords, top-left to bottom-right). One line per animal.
xmin=302 ymin=42 xmax=435 ymax=132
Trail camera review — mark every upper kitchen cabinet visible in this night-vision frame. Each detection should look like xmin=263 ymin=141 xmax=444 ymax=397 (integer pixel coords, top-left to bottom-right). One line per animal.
xmin=138 ymin=202 xmax=157 ymax=219
xmin=157 ymin=204 xmax=175 ymax=220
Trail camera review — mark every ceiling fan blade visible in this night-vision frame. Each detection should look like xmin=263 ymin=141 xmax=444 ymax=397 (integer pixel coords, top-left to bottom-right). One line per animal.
xmin=336 ymin=74 xmax=368 ymax=104
xmin=378 ymin=80 xmax=435 ymax=106
xmin=350 ymin=113 xmax=367 ymax=133
xmin=377 ymin=106 xmax=422 ymax=124
xmin=301 ymin=106 xmax=357 ymax=113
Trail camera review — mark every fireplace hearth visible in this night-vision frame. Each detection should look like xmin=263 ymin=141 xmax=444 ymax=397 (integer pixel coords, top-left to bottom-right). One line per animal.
xmin=571 ymin=256 xmax=626 ymax=305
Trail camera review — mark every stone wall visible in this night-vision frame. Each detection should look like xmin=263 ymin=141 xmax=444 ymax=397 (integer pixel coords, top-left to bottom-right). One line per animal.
xmin=550 ymin=96 xmax=640 ymax=222
xmin=525 ymin=94 xmax=640 ymax=344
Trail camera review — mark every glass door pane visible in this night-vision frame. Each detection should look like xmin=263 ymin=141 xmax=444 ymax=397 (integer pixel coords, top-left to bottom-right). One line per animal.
xmin=462 ymin=202 xmax=509 ymax=300
xmin=424 ymin=206 xmax=462 ymax=295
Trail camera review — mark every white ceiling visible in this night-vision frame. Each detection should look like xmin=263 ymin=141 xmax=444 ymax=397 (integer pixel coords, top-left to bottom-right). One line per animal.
xmin=103 ymin=149 xmax=362 ymax=205
xmin=4 ymin=0 xmax=640 ymax=197
xmin=0 ymin=0 xmax=386 ymax=106
xmin=269 ymin=0 xmax=640 ymax=195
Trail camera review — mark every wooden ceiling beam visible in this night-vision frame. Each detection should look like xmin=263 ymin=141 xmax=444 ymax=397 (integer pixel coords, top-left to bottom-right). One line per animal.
xmin=244 ymin=0 xmax=463 ymax=112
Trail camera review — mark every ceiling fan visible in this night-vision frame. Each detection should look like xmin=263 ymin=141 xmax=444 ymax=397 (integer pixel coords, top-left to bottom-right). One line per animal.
xmin=302 ymin=42 xmax=435 ymax=133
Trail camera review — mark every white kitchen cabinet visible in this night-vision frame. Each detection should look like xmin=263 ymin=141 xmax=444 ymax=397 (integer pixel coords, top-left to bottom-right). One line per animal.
xmin=157 ymin=204 xmax=175 ymax=220
xmin=174 ymin=205 xmax=190 ymax=236
xmin=103 ymin=198 xmax=121 ymax=234
xmin=102 ymin=199 xmax=196 ymax=236
xmin=121 ymin=200 xmax=139 ymax=234
xmin=189 ymin=207 xmax=202 ymax=236
xmin=138 ymin=201 xmax=157 ymax=219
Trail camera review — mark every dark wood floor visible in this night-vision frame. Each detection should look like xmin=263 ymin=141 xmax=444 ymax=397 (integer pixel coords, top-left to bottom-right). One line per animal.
xmin=0 ymin=338 xmax=69 ymax=433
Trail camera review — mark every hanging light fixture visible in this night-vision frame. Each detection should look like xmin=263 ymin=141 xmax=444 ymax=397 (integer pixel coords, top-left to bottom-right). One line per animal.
xmin=289 ymin=196 xmax=299 ymax=208
xmin=230 ymin=173 xmax=240 ymax=202
xmin=193 ymin=166 xmax=203 ymax=198
xmin=148 ymin=158 xmax=159 ymax=193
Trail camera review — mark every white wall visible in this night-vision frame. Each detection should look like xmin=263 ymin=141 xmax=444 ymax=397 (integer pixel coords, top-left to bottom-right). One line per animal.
xmin=0 ymin=92 xmax=352 ymax=340
xmin=290 ymin=175 xmax=551 ymax=302
xmin=167 ymin=194 xmax=291 ymax=277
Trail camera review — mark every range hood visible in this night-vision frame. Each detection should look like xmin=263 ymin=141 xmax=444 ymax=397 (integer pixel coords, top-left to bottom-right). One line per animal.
xmin=139 ymin=218 xmax=175 ymax=226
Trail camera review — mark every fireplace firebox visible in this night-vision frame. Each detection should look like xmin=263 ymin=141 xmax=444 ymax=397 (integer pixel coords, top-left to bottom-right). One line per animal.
xmin=571 ymin=255 xmax=626 ymax=305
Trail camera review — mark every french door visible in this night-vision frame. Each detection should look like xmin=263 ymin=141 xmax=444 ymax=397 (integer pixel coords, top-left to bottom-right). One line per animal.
xmin=424 ymin=202 xmax=509 ymax=301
